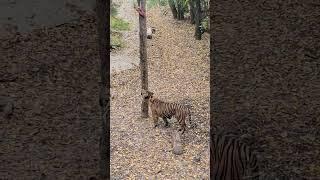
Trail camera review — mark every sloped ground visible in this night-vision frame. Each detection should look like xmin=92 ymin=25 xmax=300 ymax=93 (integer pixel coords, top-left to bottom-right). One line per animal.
xmin=110 ymin=0 xmax=140 ymax=73
xmin=110 ymin=7 xmax=210 ymax=179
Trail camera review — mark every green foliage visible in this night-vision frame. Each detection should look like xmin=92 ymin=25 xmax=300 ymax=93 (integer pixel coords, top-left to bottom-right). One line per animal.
xmin=201 ymin=16 xmax=209 ymax=31
xmin=173 ymin=0 xmax=189 ymax=14
xmin=110 ymin=16 xmax=130 ymax=31
xmin=111 ymin=2 xmax=119 ymax=16
xmin=147 ymin=0 xmax=167 ymax=8
xmin=110 ymin=4 xmax=130 ymax=50
xmin=111 ymin=32 xmax=124 ymax=48
xmin=159 ymin=0 xmax=167 ymax=6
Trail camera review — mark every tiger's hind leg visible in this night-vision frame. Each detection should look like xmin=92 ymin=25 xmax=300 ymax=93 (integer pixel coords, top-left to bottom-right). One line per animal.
xmin=162 ymin=117 xmax=169 ymax=127
xmin=178 ymin=117 xmax=186 ymax=134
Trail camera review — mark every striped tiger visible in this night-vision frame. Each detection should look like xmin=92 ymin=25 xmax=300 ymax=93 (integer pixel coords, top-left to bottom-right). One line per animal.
xmin=211 ymin=131 xmax=259 ymax=180
xmin=141 ymin=90 xmax=191 ymax=134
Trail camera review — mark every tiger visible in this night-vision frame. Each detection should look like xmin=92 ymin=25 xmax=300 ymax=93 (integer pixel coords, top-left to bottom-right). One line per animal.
xmin=141 ymin=90 xmax=191 ymax=134
xmin=211 ymin=131 xmax=259 ymax=180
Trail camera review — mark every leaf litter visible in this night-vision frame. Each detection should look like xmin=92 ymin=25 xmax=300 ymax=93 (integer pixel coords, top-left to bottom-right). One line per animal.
xmin=0 ymin=3 xmax=210 ymax=180
xmin=111 ymin=7 xmax=210 ymax=180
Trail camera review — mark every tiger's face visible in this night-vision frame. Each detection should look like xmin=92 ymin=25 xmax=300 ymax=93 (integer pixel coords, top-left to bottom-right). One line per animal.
xmin=141 ymin=89 xmax=154 ymax=100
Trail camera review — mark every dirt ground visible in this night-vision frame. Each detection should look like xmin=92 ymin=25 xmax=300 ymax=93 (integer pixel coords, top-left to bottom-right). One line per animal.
xmin=1 ymin=2 xmax=209 ymax=180
xmin=110 ymin=0 xmax=140 ymax=73
xmin=110 ymin=5 xmax=210 ymax=180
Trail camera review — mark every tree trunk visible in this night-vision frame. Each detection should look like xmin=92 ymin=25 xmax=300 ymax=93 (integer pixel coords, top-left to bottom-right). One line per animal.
xmin=176 ymin=0 xmax=184 ymax=20
xmin=194 ymin=0 xmax=201 ymax=40
xmin=168 ymin=0 xmax=178 ymax=19
xmin=96 ymin=0 xmax=109 ymax=179
xmin=189 ymin=0 xmax=195 ymax=24
xmin=138 ymin=0 xmax=149 ymax=118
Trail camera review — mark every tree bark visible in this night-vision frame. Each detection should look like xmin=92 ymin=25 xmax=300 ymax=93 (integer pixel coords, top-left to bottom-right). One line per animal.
xmin=96 ymin=0 xmax=109 ymax=179
xmin=168 ymin=0 xmax=178 ymax=19
xmin=194 ymin=0 xmax=201 ymax=40
xmin=138 ymin=0 xmax=149 ymax=118
xmin=176 ymin=0 xmax=184 ymax=20
xmin=189 ymin=0 xmax=195 ymax=24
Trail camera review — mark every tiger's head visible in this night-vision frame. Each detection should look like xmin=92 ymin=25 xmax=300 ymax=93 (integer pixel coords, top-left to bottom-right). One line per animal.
xmin=141 ymin=89 xmax=154 ymax=100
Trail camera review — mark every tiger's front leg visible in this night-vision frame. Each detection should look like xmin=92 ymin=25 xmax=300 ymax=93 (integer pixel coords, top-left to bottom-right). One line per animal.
xmin=150 ymin=109 xmax=159 ymax=128
xmin=152 ymin=114 xmax=159 ymax=128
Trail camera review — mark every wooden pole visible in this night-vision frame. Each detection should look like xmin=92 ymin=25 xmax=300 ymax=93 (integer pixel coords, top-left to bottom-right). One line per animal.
xmin=138 ymin=0 xmax=149 ymax=118
xmin=96 ymin=0 xmax=109 ymax=179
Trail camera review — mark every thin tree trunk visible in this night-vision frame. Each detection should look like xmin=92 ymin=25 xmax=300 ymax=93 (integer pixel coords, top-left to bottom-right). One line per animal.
xmin=96 ymin=0 xmax=109 ymax=179
xmin=168 ymin=0 xmax=178 ymax=19
xmin=138 ymin=0 xmax=149 ymax=118
xmin=194 ymin=0 xmax=201 ymax=40
xmin=189 ymin=0 xmax=195 ymax=24
xmin=177 ymin=0 xmax=181 ymax=20
xmin=180 ymin=2 xmax=185 ymax=20
xmin=176 ymin=0 xmax=184 ymax=20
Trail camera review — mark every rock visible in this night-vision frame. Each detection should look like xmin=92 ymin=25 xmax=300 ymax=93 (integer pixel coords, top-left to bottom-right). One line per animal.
xmin=147 ymin=27 xmax=153 ymax=39
xmin=172 ymin=130 xmax=183 ymax=155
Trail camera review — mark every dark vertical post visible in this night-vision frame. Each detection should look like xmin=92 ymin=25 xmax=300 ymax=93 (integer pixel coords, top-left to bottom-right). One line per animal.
xmin=195 ymin=0 xmax=201 ymax=40
xmin=189 ymin=0 xmax=195 ymax=24
xmin=96 ymin=0 xmax=109 ymax=179
xmin=138 ymin=0 xmax=149 ymax=118
xmin=168 ymin=0 xmax=178 ymax=19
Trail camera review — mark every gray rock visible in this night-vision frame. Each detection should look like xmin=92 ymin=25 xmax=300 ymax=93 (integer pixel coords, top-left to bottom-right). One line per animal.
xmin=172 ymin=130 xmax=183 ymax=155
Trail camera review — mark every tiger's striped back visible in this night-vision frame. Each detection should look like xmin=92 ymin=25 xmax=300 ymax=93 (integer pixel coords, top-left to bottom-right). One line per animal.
xmin=149 ymin=96 xmax=191 ymax=133
xmin=211 ymin=131 xmax=259 ymax=180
